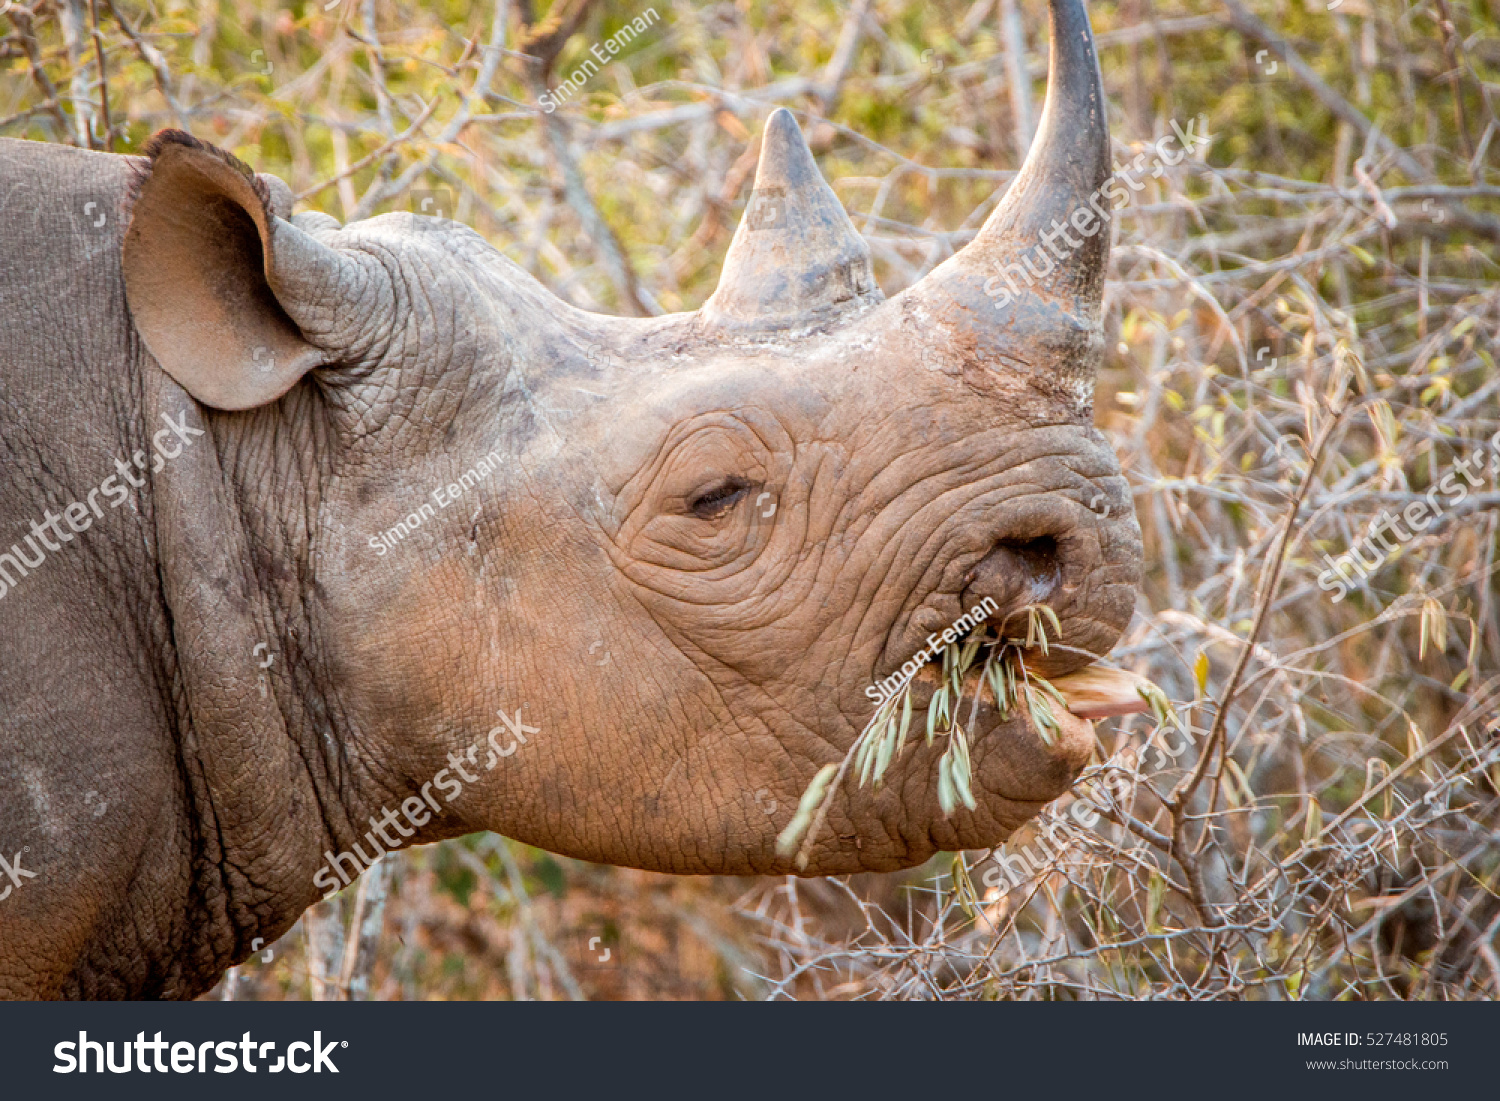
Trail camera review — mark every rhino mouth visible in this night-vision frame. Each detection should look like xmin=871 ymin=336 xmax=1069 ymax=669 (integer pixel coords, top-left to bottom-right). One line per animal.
xmin=897 ymin=650 xmax=1148 ymax=814
xmin=886 ymin=638 xmax=1150 ymax=810
xmin=904 ymin=653 xmax=1148 ymax=722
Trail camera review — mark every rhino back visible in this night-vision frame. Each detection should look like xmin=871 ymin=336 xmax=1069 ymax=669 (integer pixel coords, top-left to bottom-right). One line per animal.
xmin=0 ymin=138 xmax=200 ymax=998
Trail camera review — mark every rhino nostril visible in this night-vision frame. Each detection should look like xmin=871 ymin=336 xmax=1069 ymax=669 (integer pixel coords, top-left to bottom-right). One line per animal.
xmin=962 ymin=536 xmax=1062 ymax=616
xmin=1001 ymin=536 xmax=1058 ymax=577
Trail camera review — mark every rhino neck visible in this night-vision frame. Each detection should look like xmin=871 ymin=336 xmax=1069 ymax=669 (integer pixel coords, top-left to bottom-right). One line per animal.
xmin=144 ymin=368 xmax=403 ymax=991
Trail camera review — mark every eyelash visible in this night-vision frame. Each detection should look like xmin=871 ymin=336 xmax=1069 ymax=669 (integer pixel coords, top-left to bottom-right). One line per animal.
xmin=688 ymin=480 xmax=752 ymax=520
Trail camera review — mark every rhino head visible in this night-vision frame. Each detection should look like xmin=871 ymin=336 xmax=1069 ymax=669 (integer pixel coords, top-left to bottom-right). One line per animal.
xmin=118 ymin=0 xmax=1140 ymax=882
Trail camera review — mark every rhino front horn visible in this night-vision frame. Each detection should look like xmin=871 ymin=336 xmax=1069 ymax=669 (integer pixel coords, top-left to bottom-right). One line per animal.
xmin=901 ymin=0 xmax=1113 ymax=408
xmin=701 ymin=108 xmax=883 ymax=332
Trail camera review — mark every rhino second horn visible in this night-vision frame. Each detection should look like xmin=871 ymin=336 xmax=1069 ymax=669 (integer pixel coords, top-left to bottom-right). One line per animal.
xmin=701 ymin=108 xmax=883 ymax=332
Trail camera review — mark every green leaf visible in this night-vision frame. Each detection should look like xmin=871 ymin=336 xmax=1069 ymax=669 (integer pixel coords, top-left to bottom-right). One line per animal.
xmin=856 ymin=722 xmax=878 ymax=788
xmin=897 ymin=689 xmax=913 ymax=756
xmin=775 ymin=764 xmax=839 ymax=858
xmin=985 ymin=656 xmax=1009 ymax=715
xmin=950 ymin=729 xmax=977 ymax=810
xmin=937 ymin=755 xmax=957 ymax=816
xmin=873 ymin=711 xmax=897 ymax=787
xmin=1026 ymin=682 xmax=1061 ymax=747
xmin=927 ymin=687 xmax=945 ymax=744
xmin=1303 ymin=796 xmax=1322 ymax=846
xmin=951 ymin=852 xmax=980 ymax=920
xmin=959 ymin=632 xmax=981 ymax=672
xmin=1137 ymin=679 xmax=1185 ymax=734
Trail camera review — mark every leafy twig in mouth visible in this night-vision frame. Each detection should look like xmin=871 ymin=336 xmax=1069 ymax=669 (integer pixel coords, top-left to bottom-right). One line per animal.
xmin=777 ymin=605 xmax=1068 ymax=869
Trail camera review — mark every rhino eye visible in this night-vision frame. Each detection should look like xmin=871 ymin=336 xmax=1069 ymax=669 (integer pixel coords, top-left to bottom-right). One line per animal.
xmin=687 ymin=478 xmax=752 ymax=520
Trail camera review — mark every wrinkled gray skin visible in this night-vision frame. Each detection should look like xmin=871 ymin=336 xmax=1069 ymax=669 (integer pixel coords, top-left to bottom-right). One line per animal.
xmin=0 ymin=0 xmax=1140 ymax=998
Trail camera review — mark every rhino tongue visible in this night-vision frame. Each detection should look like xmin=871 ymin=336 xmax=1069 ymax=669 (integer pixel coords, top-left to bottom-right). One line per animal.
xmin=1049 ymin=666 xmax=1152 ymax=720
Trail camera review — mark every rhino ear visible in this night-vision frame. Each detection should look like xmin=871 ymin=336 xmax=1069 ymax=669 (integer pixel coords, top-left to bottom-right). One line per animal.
xmin=122 ymin=130 xmax=366 ymax=411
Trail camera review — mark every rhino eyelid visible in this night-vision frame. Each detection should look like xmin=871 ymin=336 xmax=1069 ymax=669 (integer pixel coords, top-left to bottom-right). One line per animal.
xmin=686 ymin=478 xmax=753 ymax=520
